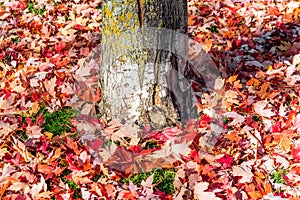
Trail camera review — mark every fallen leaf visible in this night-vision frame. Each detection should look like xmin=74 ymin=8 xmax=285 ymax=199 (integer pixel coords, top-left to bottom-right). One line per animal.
xmin=194 ymin=182 xmax=221 ymax=199
xmin=225 ymin=112 xmax=245 ymax=126
xmin=254 ymin=101 xmax=275 ymax=118
xmin=232 ymin=165 xmax=253 ymax=183
xmin=214 ymin=77 xmax=225 ymax=90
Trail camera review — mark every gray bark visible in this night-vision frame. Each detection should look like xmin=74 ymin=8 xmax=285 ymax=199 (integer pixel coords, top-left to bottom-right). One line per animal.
xmin=98 ymin=0 xmax=189 ymax=128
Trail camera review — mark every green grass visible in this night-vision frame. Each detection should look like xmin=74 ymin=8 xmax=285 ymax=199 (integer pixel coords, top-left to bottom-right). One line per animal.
xmin=24 ymin=106 xmax=77 ymax=136
xmin=252 ymin=115 xmax=261 ymax=122
xmin=2 ymin=55 xmax=11 ymax=64
xmin=16 ymin=130 xmax=29 ymax=142
xmin=41 ymin=107 xmax=75 ymax=136
xmin=141 ymin=139 xmax=159 ymax=150
xmin=11 ymin=37 xmax=21 ymax=43
xmin=93 ymin=174 xmax=101 ymax=182
xmin=65 ymin=15 xmax=71 ymax=21
xmin=270 ymin=169 xmax=288 ymax=184
xmin=27 ymin=0 xmax=46 ymax=17
xmin=222 ymin=117 xmax=230 ymax=125
xmin=66 ymin=180 xmax=81 ymax=198
xmin=123 ymin=168 xmax=176 ymax=194
xmin=206 ymin=25 xmax=219 ymax=33
xmin=60 ymin=168 xmax=82 ymax=198
xmin=52 ymin=0 xmax=58 ymax=6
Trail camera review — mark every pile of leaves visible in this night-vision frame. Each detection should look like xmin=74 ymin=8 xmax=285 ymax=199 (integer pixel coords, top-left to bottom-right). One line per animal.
xmin=0 ymin=0 xmax=300 ymax=199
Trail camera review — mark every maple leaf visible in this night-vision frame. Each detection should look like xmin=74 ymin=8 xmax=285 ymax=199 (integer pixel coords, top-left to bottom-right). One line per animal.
xmin=224 ymin=90 xmax=240 ymax=105
xmin=232 ymin=165 xmax=253 ymax=184
xmin=37 ymin=163 xmax=55 ymax=177
xmin=194 ymin=182 xmax=221 ymax=200
xmin=216 ymin=154 xmax=233 ymax=169
xmin=246 ymin=77 xmax=261 ymax=88
xmin=111 ymin=123 xmax=140 ymax=146
xmin=141 ymin=174 xmax=154 ymax=189
xmin=30 ymin=176 xmax=47 ymax=198
xmin=122 ymin=181 xmax=138 ymax=199
xmin=55 ymin=41 xmax=66 ymax=53
xmin=0 ymin=122 xmax=18 ymax=140
xmin=227 ymin=75 xmax=238 ymax=84
xmin=44 ymin=77 xmax=56 ymax=97
xmin=161 ymin=127 xmax=183 ymax=141
xmin=149 ymin=140 xmax=190 ymax=163
xmin=0 ymin=163 xmax=16 ymax=185
xmin=214 ymin=76 xmax=225 ymax=90
xmin=293 ymin=54 xmax=300 ymax=66
xmin=294 ymin=114 xmax=300 ymax=132
xmin=292 ymin=141 xmax=300 ymax=160
xmin=7 ymin=182 xmax=29 ymax=193
xmin=277 ymin=41 xmax=292 ymax=51
xmin=224 ymin=112 xmax=245 ymax=126
xmin=97 ymin=142 xmax=117 ymax=162
xmin=66 ymin=155 xmax=81 ymax=171
xmin=253 ymin=101 xmax=275 ymax=118
xmin=223 ymin=0 xmax=234 ymax=7
xmin=66 ymin=137 xmax=81 ymax=155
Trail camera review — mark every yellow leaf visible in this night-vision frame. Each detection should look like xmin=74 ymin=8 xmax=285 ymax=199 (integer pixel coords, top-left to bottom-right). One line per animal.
xmin=31 ymin=102 xmax=40 ymax=115
xmin=294 ymin=7 xmax=299 ymax=20
xmin=228 ymin=75 xmax=238 ymax=84
xmin=44 ymin=131 xmax=53 ymax=139
xmin=233 ymin=80 xmax=242 ymax=89
xmin=204 ymin=39 xmax=212 ymax=52
xmin=267 ymin=65 xmax=273 ymax=71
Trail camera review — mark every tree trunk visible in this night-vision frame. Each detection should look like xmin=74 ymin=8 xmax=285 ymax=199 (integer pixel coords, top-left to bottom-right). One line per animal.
xmin=98 ymin=0 xmax=190 ymax=128
xmin=73 ymin=0 xmax=221 ymax=173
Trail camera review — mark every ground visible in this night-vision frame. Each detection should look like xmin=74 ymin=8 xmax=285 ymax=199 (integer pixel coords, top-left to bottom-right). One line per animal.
xmin=0 ymin=0 xmax=299 ymax=199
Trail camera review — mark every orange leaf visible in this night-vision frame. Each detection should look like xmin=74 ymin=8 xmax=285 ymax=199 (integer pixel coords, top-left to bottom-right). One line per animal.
xmin=225 ymin=131 xmax=241 ymax=143
xmin=245 ymin=183 xmax=263 ymax=199
xmin=37 ymin=163 xmax=54 ymax=174
xmin=290 ymin=166 xmax=300 ymax=175
xmin=254 ymin=176 xmax=272 ymax=195
xmin=66 ymin=137 xmax=81 ymax=155
xmin=204 ymin=39 xmax=213 ymax=52
xmin=294 ymin=8 xmax=299 ymax=20
xmin=233 ymin=80 xmax=243 ymax=89
xmin=228 ymin=75 xmax=238 ymax=84
xmin=246 ymin=77 xmax=260 ymax=88
xmin=258 ymin=82 xmax=270 ymax=99
xmin=272 ymin=131 xmax=294 ymax=151
xmin=188 ymin=16 xmax=196 ymax=26
xmin=290 ymin=198 xmax=300 ymax=200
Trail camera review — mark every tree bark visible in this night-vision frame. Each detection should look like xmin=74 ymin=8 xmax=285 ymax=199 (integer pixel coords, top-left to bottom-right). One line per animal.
xmin=99 ymin=0 xmax=190 ymax=128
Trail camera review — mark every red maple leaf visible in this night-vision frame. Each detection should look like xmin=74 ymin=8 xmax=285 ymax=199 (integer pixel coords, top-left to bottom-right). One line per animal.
xmin=216 ymin=154 xmax=233 ymax=169
xmin=292 ymin=145 xmax=300 ymax=160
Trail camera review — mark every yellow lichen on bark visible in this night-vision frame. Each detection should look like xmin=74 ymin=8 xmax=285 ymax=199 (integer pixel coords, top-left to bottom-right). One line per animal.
xmin=101 ymin=0 xmax=147 ymax=88
xmin=102 ymin=0 xmax=141 ymax=37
